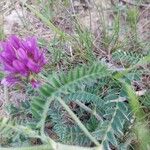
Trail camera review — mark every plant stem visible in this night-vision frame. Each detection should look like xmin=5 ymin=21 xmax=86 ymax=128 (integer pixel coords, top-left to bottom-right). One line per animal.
xmin=0 ymin=144 xmax=53 ymax=150
xmin=0 ymin=143 xmax=100 ymax=150
xmin=76 ymin=100 xmax=103 ymax=121
xmin=120 ymin=0 xmax=150 ymax=8
xmin=57 ymin=97 xmax=100 ymax=146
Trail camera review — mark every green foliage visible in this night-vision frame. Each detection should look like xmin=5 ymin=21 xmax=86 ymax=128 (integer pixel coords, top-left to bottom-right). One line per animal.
xmin=75 ymin=25 xmax=96 ymax=63
xmin=127 ymin=8 xmax=139 ymax=31
xmin=7 ymin=101 xmax=30 ymax=117
xmin=101 ymin=102 xmax=131 ymax=149
xmin=1 ymin=1 xmax=150 ymax=149
xmin=32 ymin=63 xmax=110 ymax=121
xmin=65 ymin=91 xmax=103 ymax=104
xmin=112 ymin=50 xmax=143 ymax=65
xmin=40 ymin=0 xmax=55 ymax=21
xmin=0 ymin=118 xmax=40 ymax=147
xmin=0 ymin=118 xmax=20 ymax=140
xmin=35 ymin=71 xmax=132 ymax=149
xmin=49 ymin=104 xmax=91 ymax=146
xmin=124 ymin=83 xmax=150 ymax=150
xmin=140 ymin=92 xmax=150 ymax=108
xmin=0 ymin=72 xmax=4 ymax=79
xmin=47 ymin=38 xmax=68 ymax=64
xmin=103 ymin=13 xmax=120 ymax=52
xmin=1 ymin=56 xmax=150 ymax=150
xmin=27 ymin=56 xmax=150 ymax=149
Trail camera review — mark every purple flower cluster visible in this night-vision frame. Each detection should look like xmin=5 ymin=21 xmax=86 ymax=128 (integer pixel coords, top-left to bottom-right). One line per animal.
xmin=0 ymin=35 xmax=46 ymax=87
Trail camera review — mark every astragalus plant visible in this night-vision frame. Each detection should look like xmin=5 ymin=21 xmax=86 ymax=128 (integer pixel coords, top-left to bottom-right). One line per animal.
xmin=0 ymin=35 xmax=150 ymax=150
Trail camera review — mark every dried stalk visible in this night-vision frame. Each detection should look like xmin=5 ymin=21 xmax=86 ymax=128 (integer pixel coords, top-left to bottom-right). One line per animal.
xmin=120 ymin=0 xmax=150 ymax=8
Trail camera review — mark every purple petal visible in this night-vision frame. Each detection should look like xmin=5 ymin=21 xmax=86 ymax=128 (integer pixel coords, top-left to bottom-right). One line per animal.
xmin=4 ymin=63 xmax=16 ymax=72
xmin=1 ymin=42 xmax=16 ymax=57
xmin=26 ymin=37 xmax=37 ymax=49
xmin=0 ymin=35 xmax=46 ymax=80
xmin=9 ymin=35 xmax=20 ymax=49
xmin=33 ymin=48 xmax=40 ymax=61
xmin=1 ymin=76 xmax=20 ymax=86
xmin=27 ymin=59 xmax=40 ymax=73
xmin=1 ymin=51 xmax=14 ymax=63
xmin=12 ymin=60 xmax=27 ymax=72
xmin=17 ymin=48 xmax=28 ymax=61
xmin=21 ymin=37 xmax=37 ymax=52
xmin=34 ymin=51 xmax=46 ymax=66
xmin=1 ymin=78 xmax=8 ymax=85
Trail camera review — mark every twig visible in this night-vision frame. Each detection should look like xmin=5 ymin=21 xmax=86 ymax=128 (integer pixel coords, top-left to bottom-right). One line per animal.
xmin=110 ymin=0 xmax=115 ymax=6
xmin=110 ymin=89 xmax=147 ymax=103
xmin=120 ymin=0 xmax=150 ymax=8
xmin=4 ymin=85 xmax=9 ymax=105
xmin=68 ymin=42 xmax=73 ymax=58
xmin=101 ymin=58 xmax=125 ymax=72
xmin=70 ymin=0 xmax=76 ymax=16
xmin=135 ymin=90 xmax=147 ymax=96
xmin=76 ymin=100 xmax=103 ymax=121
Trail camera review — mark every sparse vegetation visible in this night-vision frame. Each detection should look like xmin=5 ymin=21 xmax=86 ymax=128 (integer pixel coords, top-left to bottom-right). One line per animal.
xmin=0 ymin=0 xmax=150 ymax=150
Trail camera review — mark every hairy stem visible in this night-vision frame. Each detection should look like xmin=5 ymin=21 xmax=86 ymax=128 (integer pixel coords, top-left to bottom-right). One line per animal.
xmin=57 ymin=97 xmax=100 ymax=146
xmin=76 ymin=100 xmax=103 ymax=121
xmin=0 ymin=143 xmax=100 ymax=150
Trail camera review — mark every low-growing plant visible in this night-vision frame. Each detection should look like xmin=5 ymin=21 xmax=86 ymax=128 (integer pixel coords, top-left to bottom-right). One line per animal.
xmin=0 ymin=45 xmax=150 ymax=149
xmin=0 ymin=1 xmax=150 ymax=150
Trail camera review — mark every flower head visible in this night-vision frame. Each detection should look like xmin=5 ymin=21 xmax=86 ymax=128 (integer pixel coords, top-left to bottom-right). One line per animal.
xmin=0 ymin=35 xmax=46 ymax=88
